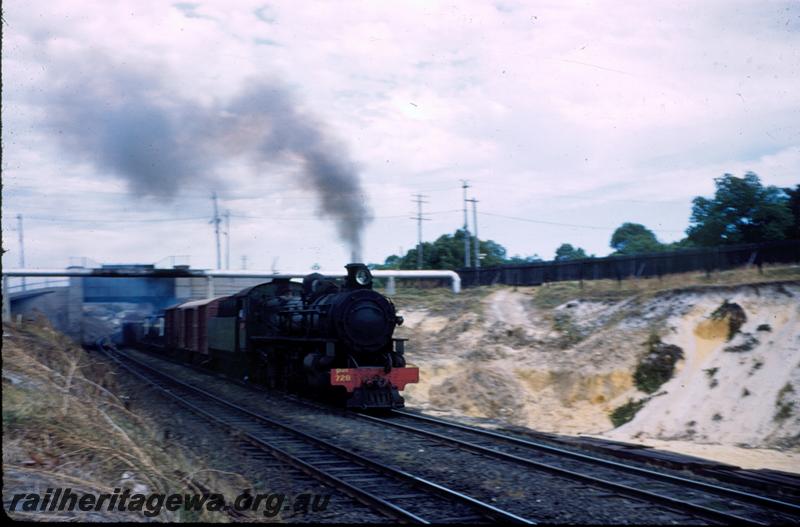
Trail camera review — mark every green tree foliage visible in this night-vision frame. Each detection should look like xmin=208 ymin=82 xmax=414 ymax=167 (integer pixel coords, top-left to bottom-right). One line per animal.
xmin=373 ymin=230 xmax=538 ymax=270
xmin=506 ymin=254 xmax=543 ymax=264
xmin=554 ymin=243 xmax=589 ymax=261
xmin=687 ymin=173 xmax=793 ymax=246
xmin=610 ymin=222 xmax=665 ymax=255
xmin=785 ymin=184 xmax=800 ymax=240
xmin=665 ymin=237 xmax=696 ymax=250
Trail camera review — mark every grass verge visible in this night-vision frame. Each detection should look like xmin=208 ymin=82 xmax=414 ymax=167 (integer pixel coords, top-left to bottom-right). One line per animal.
xmin=2 ymin=318 xmax=248 ymax=521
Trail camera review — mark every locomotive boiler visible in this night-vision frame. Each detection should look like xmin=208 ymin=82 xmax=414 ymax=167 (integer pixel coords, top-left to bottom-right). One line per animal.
xmin=156 ymin=263 xmax=418 ymax=409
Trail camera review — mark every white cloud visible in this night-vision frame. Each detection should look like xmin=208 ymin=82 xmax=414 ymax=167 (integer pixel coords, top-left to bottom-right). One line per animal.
xmin=2 ymin=0 xmax=799 ymax=271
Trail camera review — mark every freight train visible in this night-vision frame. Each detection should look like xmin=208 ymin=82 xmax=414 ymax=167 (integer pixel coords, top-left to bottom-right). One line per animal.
xmin=125 ymin=264 xmax=418 ymax=409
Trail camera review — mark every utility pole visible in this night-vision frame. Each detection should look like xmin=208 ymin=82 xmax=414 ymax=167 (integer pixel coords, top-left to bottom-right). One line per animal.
xmin=467 ymin=199 xmax=480 ymax=269
xmin=223 ymin=209 xmax=231 ymax=270
xmin=241 ymin=255 xmax=248 ymax=270
xmin=210 ymin=192 xmax=221 ymax=269
xmin=17 ymin=214 xmax=26 ymax=290
xmin=461 ymin=180 xmax=471 ymax=267
xmin=411 ymin=194 xmax=429 ymax=269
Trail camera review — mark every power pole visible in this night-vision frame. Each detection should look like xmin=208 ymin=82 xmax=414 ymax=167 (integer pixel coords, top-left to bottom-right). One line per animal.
xmin=461 ymin=180 xmax=471 ymax=267
xmin=411 ymin=194 xmax=430 ymax=269
xmin=17 ymin=214 xmax=26 ymax=290
xmin=210 ymin=192 xmax=221 ymax=269
xmin=223 ymin=209 xmax=231 ymax=270
xmin=467 ymin=199 xmax=480 ymax=269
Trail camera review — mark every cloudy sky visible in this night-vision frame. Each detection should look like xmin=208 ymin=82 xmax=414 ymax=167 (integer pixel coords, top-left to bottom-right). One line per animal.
xmin=3 ymin=0 xmax=799 ymax=273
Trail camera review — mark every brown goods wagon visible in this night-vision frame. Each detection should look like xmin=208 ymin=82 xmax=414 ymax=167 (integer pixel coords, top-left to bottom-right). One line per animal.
xmin=177 ymin=297 xmax=227 ymax=355
xmin=183 ymin=308 xmax=195 ymax=350
xmin=197 ymin=297 xmax=225 ymax=356
xmin=164 ymin=305 xmax=181 ymax=349
xmin=175 ymin=306 xmax=186 ymax=349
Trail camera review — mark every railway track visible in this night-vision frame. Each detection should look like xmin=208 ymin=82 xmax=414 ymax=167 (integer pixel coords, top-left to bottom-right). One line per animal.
xmin=98 ymin=346 xmax=534 ymax=524
xmin=116 ymin=345 xmax=800 ymax=524
xmin=356 ymin=409 xmax=800 ymax=526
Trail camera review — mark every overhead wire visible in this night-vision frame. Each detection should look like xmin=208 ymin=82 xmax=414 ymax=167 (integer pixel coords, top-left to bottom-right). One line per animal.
xmin=2 ymin=215 xmax=209 ymax=224
xmin=4 ymin=183 xmax=688 ymax=205
xmin=4 ymin=208 xmax=683 ymax=235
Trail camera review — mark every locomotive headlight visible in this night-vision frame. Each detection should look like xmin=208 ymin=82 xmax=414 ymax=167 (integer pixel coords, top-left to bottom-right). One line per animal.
xmin=345 ymin=263 xmax=373 ymax=289
xmin=355 ymin=268 xmax=371 ymax=286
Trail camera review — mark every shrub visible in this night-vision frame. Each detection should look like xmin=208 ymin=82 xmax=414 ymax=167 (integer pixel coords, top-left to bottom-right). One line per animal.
xmin=633 ymin=335 xmax=684 ymax=394
xmin=710 ymin=300 xmax=747 ymax=340
xmin=749 ymin=360 xmax=764 ymax=375
xmin=775 ymin=402 xmax=794 ymax=421
xmin=724 ymin=333 xmax=759 ymax=353
xmin=610 ymin=398 xmax=647 ymax=427
xmin=552 ymin=311 xmax=585 ymax=349
xmin=775 ymin=383 xmax=795 ymax=422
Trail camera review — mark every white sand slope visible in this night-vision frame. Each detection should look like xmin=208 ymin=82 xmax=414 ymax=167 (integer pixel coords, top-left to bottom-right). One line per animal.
xmin=607 ymin=286 xmax=800 ymax=448
xmin=396 ymin=281 xmax=800 ymax=472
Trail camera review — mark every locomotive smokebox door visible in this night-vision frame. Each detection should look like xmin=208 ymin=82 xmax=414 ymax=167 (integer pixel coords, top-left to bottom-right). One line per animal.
xmin=345 ymin=263 xmax=373 ymax=290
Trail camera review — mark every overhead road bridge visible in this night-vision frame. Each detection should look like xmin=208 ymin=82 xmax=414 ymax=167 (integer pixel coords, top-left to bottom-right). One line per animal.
xmin=2 ymin=267 xmax=461 ymax=336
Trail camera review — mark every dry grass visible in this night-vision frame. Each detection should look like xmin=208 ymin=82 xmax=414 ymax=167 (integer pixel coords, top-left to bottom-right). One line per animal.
xmin=527 ymin=264 xmax=800 ymax=309
xmin=385 ymin=264 xmax=800 ymax=313
xmin=2 ymin=318 xmax=251 ymax=521
xmin=389 ymin=285 xmax=495 ymax=316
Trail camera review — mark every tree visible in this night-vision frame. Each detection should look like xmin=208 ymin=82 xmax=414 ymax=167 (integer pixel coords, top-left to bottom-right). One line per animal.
xmin=382 ymin=254 xmax=402 ymax=268
xmin=687 ymin=172 xmax=793 ymax=246
xmin=664 ymin=237 xmax=695 ymax=251
xmin=554 ymin=243 xmax=588 ymax=261
xmin=785 ymin=184 xmax=800 ymax=240
xmin=506 ymin=254 xmax=543 ymax=264
xmin=373 ymin=229 xmax=533 ymax=270
xmin=610 ymin=223 xmax=665 ymax=255
xmin=478 ymin=238 xmax=509 ymax=267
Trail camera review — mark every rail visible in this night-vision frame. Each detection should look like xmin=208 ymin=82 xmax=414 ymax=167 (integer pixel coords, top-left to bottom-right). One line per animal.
xmin=98 ymin=346 xmax=532 ymax=524
xmin=117 ymin=344 xmax=799 ymax=525
xmin=353 ymin=410 xmax=800 ymax=525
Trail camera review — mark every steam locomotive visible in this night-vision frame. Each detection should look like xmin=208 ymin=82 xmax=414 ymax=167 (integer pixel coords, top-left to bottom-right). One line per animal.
xmin=128 ymin=263 xmax=418 ymax=409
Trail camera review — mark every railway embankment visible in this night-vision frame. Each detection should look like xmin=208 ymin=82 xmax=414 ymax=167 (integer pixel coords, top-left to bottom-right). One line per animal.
xmin=1 ymin=320 xmax=255 ymax=521
xmin=393 ymin=265 xmax=800 ymax=472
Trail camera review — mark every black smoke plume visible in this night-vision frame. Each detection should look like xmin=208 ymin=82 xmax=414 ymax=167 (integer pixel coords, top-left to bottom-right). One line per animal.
xmin=44 ymin=60 xmax=371 ymax=261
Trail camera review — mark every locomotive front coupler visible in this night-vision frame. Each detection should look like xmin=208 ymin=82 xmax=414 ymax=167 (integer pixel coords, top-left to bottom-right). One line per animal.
xmin=363 ymin=376 xmax=391 ymax=389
